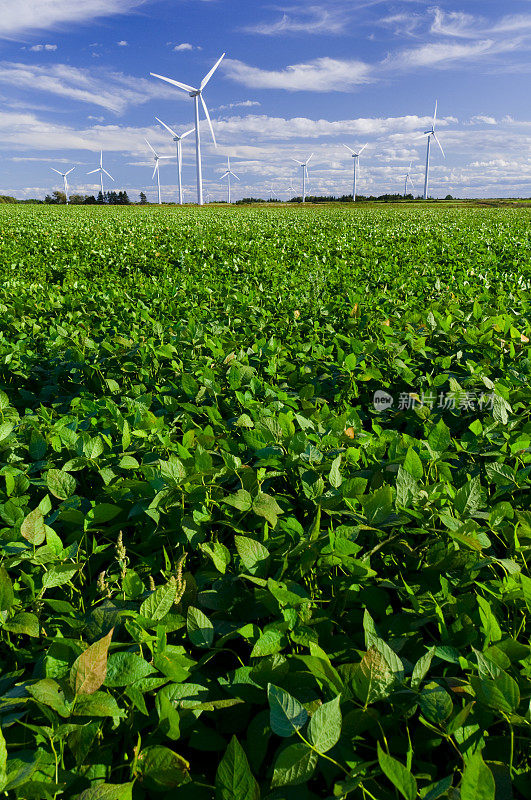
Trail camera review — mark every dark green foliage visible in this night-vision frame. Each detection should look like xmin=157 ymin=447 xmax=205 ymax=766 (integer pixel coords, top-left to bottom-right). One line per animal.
xmin=0 ymin=204 xmax=530 ymax=798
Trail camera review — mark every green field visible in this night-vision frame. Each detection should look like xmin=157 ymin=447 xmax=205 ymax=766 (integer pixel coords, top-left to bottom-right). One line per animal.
xmin=0 ymin=204 xmax=530 ymax=799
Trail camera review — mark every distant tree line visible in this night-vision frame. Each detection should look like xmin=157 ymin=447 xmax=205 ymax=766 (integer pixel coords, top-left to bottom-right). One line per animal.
xmin=43 ymin=190 xmax=131 ymax=205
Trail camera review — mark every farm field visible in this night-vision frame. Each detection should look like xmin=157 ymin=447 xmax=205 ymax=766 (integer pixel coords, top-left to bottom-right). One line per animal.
xmin=0 ymin=203 xmax=530 ymax=799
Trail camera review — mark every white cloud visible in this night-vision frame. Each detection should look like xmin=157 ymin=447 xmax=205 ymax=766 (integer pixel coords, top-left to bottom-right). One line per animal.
xmin=0 ymin=62 xmax=180 ymax=114
xmin=224 ymin=57 xmax=372 ymax=92
xmin=217 ymin=100 xmax=261 ymax=111
xmin=0 ymin=0 xmax=152 ymax=38
xmin=244 ymin=5 xmax=349 ymax=36
xmin=117 ymin=40 xmax=128 ymax=47
xmin=174 ymin=43 xmax=194 ymax=51
xmin=29 ymin=44 xmax=57 ymax=52
xmin=382 ymin=40 xmax=504 ymax=70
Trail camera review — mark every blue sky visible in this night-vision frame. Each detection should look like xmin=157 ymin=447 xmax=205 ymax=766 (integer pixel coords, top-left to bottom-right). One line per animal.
xmin=1 ymin=0 xmax=530 ymax=200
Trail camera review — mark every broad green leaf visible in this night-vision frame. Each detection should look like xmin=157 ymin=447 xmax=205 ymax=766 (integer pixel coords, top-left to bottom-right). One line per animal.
xmin=377 ymin=743 xmax=417 ymax=800
xmin=216 ymin=736 xmax=260 ymax=800
xmin=140 ymin=579 xmax=176 ymax=621
xmin=42 ymin=564 xmax=77 ymax=590
xmin=0 ymin=567 xmax=14 ymax=613
xmin=5 ymin=612 xmax=39 ymax=637
xmin=411 ymin=648 xmax=435 ymax=690
xmin=253 ymin=493 xmax=283 ymax=527
xmin=224 ymin=490 xmax=253 ymax=512
xmin=419 ymin=681 xmax=453 ymax=724
xmin=428 ymin=419 xmax=451 ymax=454
xmin=267 ymin=684 xmax=308 ymax=737
xmin=74 ymin=691 xmax=125 ymax=718
xmin=105 ymin=652 xmax=156 ymax=686
xmin=361 ymin=485 xmax=393 ymax=525
xmin=187 ymin=606 xmax=214 ymax=648
xmin=46 ymin=469 xmax=77 ymax=500
xmin=76 ymin=784 xmax=133 ymax=800
xmin=235 ymin=536 xmax=270 ymax=574
xmin=271 ymin=743 xmax=318 ymax=788
xmin=27 ymin=679 xmax=71 ymax=718
xmin=137 ymin=745 xmax=190 ymax=790
xmin=460 ymin=753 xmax=495 ymax=800
xmin=308 ymin=695 xmax=341 ymax=753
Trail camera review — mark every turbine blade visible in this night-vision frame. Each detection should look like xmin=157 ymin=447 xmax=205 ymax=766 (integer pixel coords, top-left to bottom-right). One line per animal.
xmin=152 ymin=163 xmax=159 ymax=180
xmin=306 ymin=153 xmax=314 ymax=164
xmin=87 ymin=168 xmax=100 ymax=175
xmin=66 ymin=167 xmax=76 ymax=176
xmin=181 ymin=128 xmax=195 ymax=139
xmin=343 ymin=144 xmax=355 ymax=154
xmin=102 ymin=168 xmax=114 ymax=181
xmin=433 ymin=133 xmax=445 ymax=157
xmin=415 ymin=133 xmax=429 ymax=139
xmin=232 ymin=172 xmax=240 ymax=180
xmin=358 ymin=143 xmax=368 ymax=155
xmin=51 ymin=168 xmax=62 ymax=175
xmin=145 ymin=138 xmax=157 ymax=156
xmin=433 ymin=99 xmax=438 ymax=128
xmin=220 ymin=172 xmax=230 ymax=179
xmin=100 ymin=151 xmax=103 ymax=167
xmin=200 ymin=52 xmax=226 ymax=90
xmin=200 ymin=94 xmax=217 ymax=147
xmin=155 ymin=116 xmax=179 ymax=138
xmin=150 ymin=72 xmax=197 ymax=94
xmin=292 ymin=159 xmax=303 ymax=166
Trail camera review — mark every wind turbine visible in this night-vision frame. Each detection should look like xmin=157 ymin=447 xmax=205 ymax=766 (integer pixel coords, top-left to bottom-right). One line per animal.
xmin=155 ymin=117 xmax=194 ymax=205
xmin=150 ymin=53 xmax=225 ymax=206
xmin=291 ymin=154 xmax=313 ymax=203
xmin=145 ymin=138 xmax=172 ymax=205
xmin=287 ymin=178 xmax=296 ymax=200
xmin=417 ymin=101 xmax=445 ymax=200
xmin=51 ymin=166 xmax=75 ymax=204
xmin=343 ymin=143 xmax=368 ymax=202
xmin=220 ymin=156 xmax=239 ymax=203
xmin=268 ymin=185 xmax=279 ymax=202
xmin=404 ymin=161 xmax=415 ymax=197
xmin=87 ymin=151 xmax=114 ymax=198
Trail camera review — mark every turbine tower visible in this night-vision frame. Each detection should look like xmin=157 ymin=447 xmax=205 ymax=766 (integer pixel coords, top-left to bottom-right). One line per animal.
xmin=220 ymin=156 xmax=239 ymax=203
xmin=287 ymin=178 xmax=296 ymax=200
xmin=404 ymin=161 xmax=415 ymax=197
xmin=418 ymin=101 xmax=445 ymax=200
xmin=51 ymin=166 xmax=75 ymax=204
xmin=145 ymin=138 xmax=172 ymax=205
xmin=343 ymin=143 xmax=368 ymax=202
xmin=150 ymin=53 xmax=225 ymax=206
xmin=155 ymin=117 xmax=194 ymax=205
xmin=268 ymin=184 xmax=278 ymax=201
xmin=87 ymin=151 xmax=114 ymax=198
xmin=291 ymin=154 xmax=313 ymax=203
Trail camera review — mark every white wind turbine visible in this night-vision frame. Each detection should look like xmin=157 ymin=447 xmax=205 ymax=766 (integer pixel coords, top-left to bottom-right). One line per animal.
xmin=155 ymin=118 xmax=194 ymax=205
xmin=343 ymin=143 xmax=368 ymax=202
xmin=291 ymin=154 xmax=313 ymax=203
xmin=404 ymin=161 xmax=415 ymax=197
xmin=417 ymin=101 xmax=445 ymax=200
xmin=268 ymin=184 xmax=279 ymax=201
xmin=287 ymin=178 xmax=296 ymax=200
xmin=51 ymin=166 xmax=75 ymax=204
xmin=220 ymin=156 xmax=239 ymax=203
xmin=145 ymin=138 xmax=173 ymax=205
xmin=150 ymin=53 xmax=226 ymax=206
xmin=87 ymin=151 xmax=114 ymax=198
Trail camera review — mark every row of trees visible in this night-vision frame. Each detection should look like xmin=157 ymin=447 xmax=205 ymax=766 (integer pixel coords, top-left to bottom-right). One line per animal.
xmin=44 ymin=190 xmax=132 ymax=205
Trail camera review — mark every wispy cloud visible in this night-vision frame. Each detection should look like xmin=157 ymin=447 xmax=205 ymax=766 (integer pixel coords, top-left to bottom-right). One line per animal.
xmin=224 ymin=57 xmax=372 ymax=91
xmin=0 ymin=62 xmax=179 ymax=114
xmin=217 ymin=100 xmax=261 ymax=111
xmin=244 ymin=5 xmax=349 ymax=36
xmin=0 ymin=0 xmax=151 ymax=39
